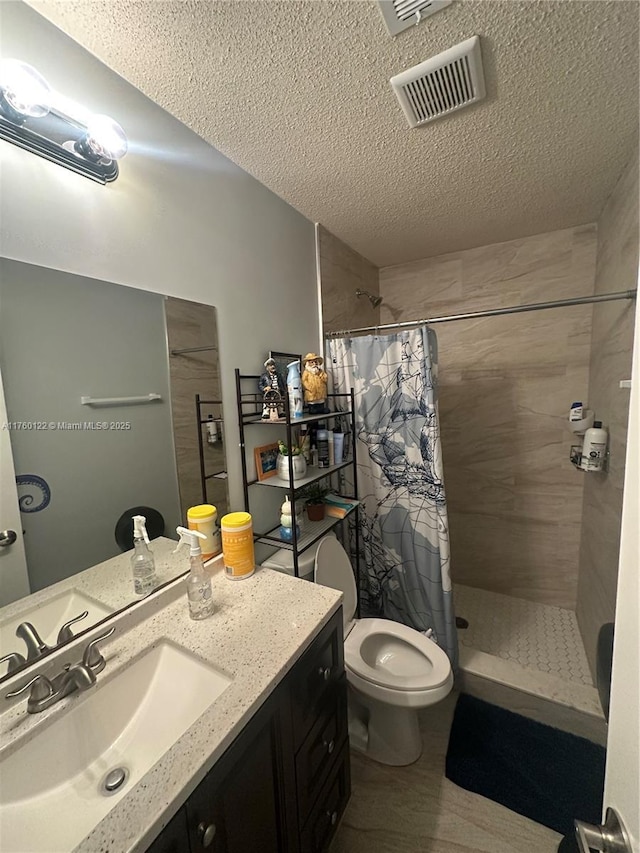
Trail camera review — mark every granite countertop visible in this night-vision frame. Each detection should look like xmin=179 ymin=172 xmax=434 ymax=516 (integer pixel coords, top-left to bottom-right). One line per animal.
xmin=0 ymin=537 xmax=185 ymax=633
xmin=0 ymin=557 xmax=343 ymax=852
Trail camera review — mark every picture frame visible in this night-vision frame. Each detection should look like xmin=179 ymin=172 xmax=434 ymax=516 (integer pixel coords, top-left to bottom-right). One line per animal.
xmin=254 ymin=442 xmax=280 ymax=481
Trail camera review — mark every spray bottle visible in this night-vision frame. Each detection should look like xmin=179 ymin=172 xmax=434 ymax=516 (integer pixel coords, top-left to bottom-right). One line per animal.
xmin=131 ymin=515 xmax=157 ymax=596
xmin=175 ymin=526 xmax=214 ymax=620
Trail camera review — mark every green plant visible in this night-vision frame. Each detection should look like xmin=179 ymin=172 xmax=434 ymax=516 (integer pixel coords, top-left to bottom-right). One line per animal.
xmin=277 ymin=440 xmax=302 ymax=456
xmin=298 ymin=481 xmax=329 ymax=505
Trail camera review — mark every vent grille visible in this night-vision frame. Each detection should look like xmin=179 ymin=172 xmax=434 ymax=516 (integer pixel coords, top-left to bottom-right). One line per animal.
xmin=390 ymin=36 xmax=485 ymax=127
xmin=378 ymin=0 xmax=452 ymax=37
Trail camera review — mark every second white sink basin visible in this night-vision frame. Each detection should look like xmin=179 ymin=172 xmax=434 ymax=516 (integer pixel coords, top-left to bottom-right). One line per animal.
xmin=0 ymin=640 xmax=232 ymax=852
xmin=0 ymin=589 xmax=114 ymax=668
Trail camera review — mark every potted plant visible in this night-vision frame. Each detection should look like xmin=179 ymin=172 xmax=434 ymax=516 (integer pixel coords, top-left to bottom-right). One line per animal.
xmin=299 ymin=481 xmax=329 ymax=521
xmin=276 ymin=440 xmax=307 ymax=481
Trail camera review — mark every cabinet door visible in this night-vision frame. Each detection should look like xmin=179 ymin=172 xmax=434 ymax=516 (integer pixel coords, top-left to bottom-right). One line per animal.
xmin=145 ymin=807 xmax=190 ymax=853
xmin=186 ymin=699 xmax=283 ymax=853
xmin=290 ymin=609 xmax=345 ymax=750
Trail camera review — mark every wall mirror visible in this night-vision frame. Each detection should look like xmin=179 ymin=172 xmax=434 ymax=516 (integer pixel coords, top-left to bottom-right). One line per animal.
xmin=0 ymin=258 xmax=229 ymax=682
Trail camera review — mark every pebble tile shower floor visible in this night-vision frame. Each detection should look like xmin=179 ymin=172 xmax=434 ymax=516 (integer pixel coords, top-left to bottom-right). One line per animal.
xmin=454 ymin=584 xmax=593 ymax=687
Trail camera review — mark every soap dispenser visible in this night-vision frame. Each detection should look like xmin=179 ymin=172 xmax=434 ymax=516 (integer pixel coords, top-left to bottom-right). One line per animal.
xmin=131 ymin=515 xmax=157 ymax=596
xmin=175 ymin=526 xmax=214 ymax=620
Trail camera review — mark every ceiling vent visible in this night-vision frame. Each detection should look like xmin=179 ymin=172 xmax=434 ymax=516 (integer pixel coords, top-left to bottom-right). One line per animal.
xmin=390 ymin=35 xmax=485 ymax=128
xmin=378 ymin=0 xmax=452 ymax=37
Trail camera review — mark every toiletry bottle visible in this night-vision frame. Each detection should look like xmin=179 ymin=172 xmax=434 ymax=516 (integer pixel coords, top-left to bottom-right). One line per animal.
xmin=317 ymin=428 xmax=330 ymax=468
xmin=175 ymin=526 xmax=214 ymax=620
xmin=131 ymin=515 xmax=157 ymax=596
xmin=569 ymin=401 xmax=583 ymax=422
xmin=328 ymin=431 xmax=335 ymax=466
xmin=333 ymin=431 xmax=344 ymax=465
xmin=206 ymin=414 xmax=218 ymax=444
xmin=581 ymin=421 xmax=608 ymax=472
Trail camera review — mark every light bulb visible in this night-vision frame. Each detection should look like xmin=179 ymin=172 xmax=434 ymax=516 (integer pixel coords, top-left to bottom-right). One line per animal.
xmin=80 ymin=114 xmax=128 ymax=161
xmin=0 ymin=59 xmax=51 ymax=119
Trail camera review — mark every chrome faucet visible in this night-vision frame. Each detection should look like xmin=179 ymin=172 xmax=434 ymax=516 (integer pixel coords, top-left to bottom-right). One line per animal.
xmin=15 ymin=622 xmax=52 ymax=661
xmin=15 ymin=610 xmax=89 ymax=662
xmin=5 ymin=626 xmax=115 ymax=714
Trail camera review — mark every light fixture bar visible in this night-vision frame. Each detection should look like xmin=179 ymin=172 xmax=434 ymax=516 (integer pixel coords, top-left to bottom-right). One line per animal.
xmin=0 ymin=110 xmax=118 ymax=184
xmin=0 ymin=60 xmax=125 ymax=184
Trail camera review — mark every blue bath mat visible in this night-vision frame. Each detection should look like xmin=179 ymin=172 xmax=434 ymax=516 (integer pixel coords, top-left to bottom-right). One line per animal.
xmin=445 ymin=694 xmax=606 ymax=836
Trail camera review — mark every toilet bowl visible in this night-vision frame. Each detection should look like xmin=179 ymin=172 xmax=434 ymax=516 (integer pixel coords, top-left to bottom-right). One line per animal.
xmin=314 ymin=536 xmax=453 ymax=766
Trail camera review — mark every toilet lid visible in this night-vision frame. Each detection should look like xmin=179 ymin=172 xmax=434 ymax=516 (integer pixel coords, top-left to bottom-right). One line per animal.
xmin=345 ymin=618 xmax=451 ymax=691
xmin=314 ymin=537 xmax=357 ymax=631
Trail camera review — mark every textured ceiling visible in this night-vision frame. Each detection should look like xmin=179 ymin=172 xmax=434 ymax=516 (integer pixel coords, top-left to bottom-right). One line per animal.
xmin=26 ymin=0 xmax=640 ymax=267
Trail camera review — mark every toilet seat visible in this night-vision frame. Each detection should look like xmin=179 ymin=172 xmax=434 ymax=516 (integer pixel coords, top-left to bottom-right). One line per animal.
xmin=345 ymin=618 xmax=451 ymax=691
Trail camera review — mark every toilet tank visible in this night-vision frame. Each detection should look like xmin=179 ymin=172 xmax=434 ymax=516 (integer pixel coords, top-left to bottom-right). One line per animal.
xmin=260 ymin=532 xmax=336 ymax=581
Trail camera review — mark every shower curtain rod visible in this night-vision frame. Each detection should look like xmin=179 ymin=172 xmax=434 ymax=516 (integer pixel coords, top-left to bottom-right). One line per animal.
xmin=325 ymin=289 xmax=637 ymax=338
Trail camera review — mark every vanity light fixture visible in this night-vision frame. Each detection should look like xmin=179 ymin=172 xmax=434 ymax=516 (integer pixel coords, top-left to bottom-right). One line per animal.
xmin=0 ymin=59 xmax=127 ymax=184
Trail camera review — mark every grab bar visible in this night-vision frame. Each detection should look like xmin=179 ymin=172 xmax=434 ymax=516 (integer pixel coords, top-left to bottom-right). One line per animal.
xmin=80 ymin=393 xmax=162 ymax=407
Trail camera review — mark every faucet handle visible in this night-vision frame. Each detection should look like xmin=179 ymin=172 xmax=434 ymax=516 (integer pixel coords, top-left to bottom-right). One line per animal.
xmin=6 ymin=673 xmax=54 ymax=702
xmin=0 ymin=652 xmax=27 ymax=675
xmin=82 ymin=626 xmax=116 ymax=674
xmin=56 ymin=610 xmax=89 ymax=645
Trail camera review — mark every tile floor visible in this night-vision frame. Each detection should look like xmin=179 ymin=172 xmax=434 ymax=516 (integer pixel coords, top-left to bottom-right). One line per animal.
xmin=454 ymin=584 xmax=593 ymax=687
xmin=330 ymin=691 xmax=562 ymax=853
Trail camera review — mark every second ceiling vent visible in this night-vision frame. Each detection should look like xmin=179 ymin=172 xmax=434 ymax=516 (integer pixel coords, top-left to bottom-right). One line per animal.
xmin=390 ymin=36 xmax=486 ymax=128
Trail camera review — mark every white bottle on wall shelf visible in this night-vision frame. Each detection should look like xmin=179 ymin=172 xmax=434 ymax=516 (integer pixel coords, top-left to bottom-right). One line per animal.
xmin=580 ymin=421 xmax=608 ymax=472
xmin=207 ymin=415 xmax=218 ymax=444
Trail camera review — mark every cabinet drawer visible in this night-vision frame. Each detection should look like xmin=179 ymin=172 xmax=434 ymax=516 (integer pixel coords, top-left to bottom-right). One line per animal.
xmin=300 ymin=741 xmax=351 ymax=853
xmin=295 ymin=676 xmax=347 ymax=824
xmin=290 ymin=609 xmax=344 ymax=749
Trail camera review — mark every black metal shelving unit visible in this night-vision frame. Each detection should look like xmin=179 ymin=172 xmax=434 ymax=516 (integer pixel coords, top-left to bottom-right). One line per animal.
xmin=195 ymin=394 xmax=226 ymax=504
xmin=235 ymin=368 xmax=360 ymax=588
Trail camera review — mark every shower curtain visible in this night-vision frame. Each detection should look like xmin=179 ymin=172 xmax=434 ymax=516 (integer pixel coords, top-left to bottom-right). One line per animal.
xmin=327 ymin=326 xmax=457 ymax=667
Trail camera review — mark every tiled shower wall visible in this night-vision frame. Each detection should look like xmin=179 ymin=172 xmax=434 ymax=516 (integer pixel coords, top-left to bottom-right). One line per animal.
xmin=318 ymin=225 xmax=380 ymax=334
xmin=577 ymin=150 xmax=639 ymax=677
xmin=165 ymin=297 xmax=228 ymax=522
xmin=379 ymin=226 xmax=598 ymax=609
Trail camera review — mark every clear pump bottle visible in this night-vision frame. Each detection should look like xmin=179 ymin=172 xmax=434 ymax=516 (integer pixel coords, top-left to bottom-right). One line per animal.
xmin=175 ymin=526 xmax=214 ymax=620
xmin=131 ymin=515 xmax=157 ymax=596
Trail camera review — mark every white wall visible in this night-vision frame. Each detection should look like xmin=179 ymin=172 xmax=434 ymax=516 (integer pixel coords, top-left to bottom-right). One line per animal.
xmin=0 ymin=1 xmax=319 ymax=510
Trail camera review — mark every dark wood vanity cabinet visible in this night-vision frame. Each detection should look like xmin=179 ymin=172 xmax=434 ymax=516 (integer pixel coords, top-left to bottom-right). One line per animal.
xmin=146 ymin=608 xmax=349 ymax=853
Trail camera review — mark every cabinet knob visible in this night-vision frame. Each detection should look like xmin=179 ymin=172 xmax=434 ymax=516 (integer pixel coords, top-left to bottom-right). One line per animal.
xmin=324 ymin=738 xmax=335 ymax=754
xmin=197 ymin=821 xmax=217 ymax=848
xmin=326 ymin=810 xmax=338 ymax=826
xmin=318 ymin=666 xmax=331 ymax=681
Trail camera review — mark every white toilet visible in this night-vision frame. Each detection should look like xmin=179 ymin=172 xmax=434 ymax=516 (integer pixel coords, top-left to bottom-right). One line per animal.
xmin=314 ymin=536 xmax=454 ymax=766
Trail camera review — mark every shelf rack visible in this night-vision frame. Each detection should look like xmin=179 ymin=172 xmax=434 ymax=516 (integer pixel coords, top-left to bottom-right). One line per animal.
xmin=235 ymin=368 xmax=360 ymax=588
xmin=195 ymin=394 xmax=226 ymax=504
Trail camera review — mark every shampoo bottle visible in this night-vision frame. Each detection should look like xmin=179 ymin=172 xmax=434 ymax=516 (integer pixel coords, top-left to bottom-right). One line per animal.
xmin=131 ymin=515 xmax=157 ymax=596
xmin=580 ymin=421 xmax=608 ymax=472
xmin=175 ymin=526 xmax=214 ymax=620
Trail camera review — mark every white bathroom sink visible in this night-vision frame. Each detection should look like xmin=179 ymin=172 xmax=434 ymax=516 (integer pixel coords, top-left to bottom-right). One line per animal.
xmin=0 ymin=641 xmax=232 ymax=852
xmin=0 ymin=589 xmax=114 ymax=667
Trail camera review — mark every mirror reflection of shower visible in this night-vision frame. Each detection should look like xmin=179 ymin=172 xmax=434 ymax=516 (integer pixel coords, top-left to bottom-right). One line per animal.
xmin=355 ymin=288 xmax=383 ymax=308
